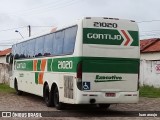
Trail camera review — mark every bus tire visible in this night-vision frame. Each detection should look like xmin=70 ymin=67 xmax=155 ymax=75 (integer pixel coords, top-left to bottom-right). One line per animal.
xmin=44 ymin=84 xmax=53 ymax=107
xmin=14 ymin=80 xmax=23 ymax=95
xmin=98 ymin=104 xmax=110 ymax=109
xmin=53 ymin=86 xmax=64 ymax=110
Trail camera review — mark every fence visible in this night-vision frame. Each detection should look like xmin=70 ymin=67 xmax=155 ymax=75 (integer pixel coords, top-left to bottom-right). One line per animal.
xmin=140 ymin=60 xmax=160 ymax=88
xmin=0 ymin=63 xmax=12 ymax=84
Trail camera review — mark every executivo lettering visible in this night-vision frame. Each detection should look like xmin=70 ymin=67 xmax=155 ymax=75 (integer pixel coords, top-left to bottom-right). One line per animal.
xmin=95 ymin=75 xmax=123 ymax=82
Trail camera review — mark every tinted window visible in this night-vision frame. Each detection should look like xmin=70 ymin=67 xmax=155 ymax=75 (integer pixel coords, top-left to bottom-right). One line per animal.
xmin=35 ymin=36 xmax=44 ymax=57
xmin=53 ymin=30 xmax=64 ymax=55
xmin=20 ymin=43 xmax=25 ymax=58
xmin=12 ymin=45 xmax=16 ymax=56
xmin=63 ymin=26 xmax=77 ymax=54
xmin=16 ymin=44 xmax=22 ymax=59
xmin=25 ymin=41 xmax=29 ymax=58
xmin=20 ymin=42 xmax=28 ymax=58
xmin=14 ymin=44 xmax=20 ymax=59
xmin=28 ymin=39 xmax=35 ymax=58
xmin=44 ymin=34 xmax=54 ymax=56
xmin=13 ymin=25 xmax=77 ymax=59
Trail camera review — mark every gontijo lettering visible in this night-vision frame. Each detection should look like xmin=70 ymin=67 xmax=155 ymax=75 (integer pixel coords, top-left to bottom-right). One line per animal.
xmin=16 ymin=63 xmax=26 ymax=69
xmin=87 ymin=33 xmax=122 ymax=40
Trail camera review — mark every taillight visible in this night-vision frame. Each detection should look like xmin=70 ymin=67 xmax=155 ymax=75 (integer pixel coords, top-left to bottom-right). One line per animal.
xmin=77 ymin=62 xmax=82 ymax=79
xmin=77 ymin=62 xmax=82 ymax=90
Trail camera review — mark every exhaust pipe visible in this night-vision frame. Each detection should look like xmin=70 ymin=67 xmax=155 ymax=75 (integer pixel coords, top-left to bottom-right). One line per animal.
xmin=90 ymin=99 xmax=96 ymax=104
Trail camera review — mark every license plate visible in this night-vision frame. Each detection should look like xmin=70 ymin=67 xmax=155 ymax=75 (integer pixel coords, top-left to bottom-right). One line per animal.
xmin=105 ymin=93 xmax=116 ymax=97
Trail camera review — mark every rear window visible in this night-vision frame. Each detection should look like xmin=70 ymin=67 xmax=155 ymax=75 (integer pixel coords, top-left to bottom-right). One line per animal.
xmin=63 ymin=26 xmax=77 ymax=54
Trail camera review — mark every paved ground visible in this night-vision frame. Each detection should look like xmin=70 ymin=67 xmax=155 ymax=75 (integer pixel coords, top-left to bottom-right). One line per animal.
xmin=0 ymin=92 xmax=160 ymax=120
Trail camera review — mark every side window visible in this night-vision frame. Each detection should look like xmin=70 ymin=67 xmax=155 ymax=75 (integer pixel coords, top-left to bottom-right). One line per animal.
xmin=53 ymin=30 xmax=64 ymax=55
xmin=63 ymin=26 xmax=77 ymax=54
xmin=17 ymin=44 xmax=22 ymax=59
xmin=20 ymin=42 xmax=26 ymax=58
xmin=35 ymin=37 xmax=44 ymax=57
xmin=12 ymin=45 xmax=16 ymax=56
xmin=44 ymin=34 xmax=54 ymax=56
xmin=28 ymin=39 xmax=36 ymax=58
xmin=14 ymin=44 xmax=20 ymax=59
xmin=25 ymin=41 xmax=29 ymax=58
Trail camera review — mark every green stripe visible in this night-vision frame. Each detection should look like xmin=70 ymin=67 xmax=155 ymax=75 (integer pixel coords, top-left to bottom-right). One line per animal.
xmin=16 ymin=60 xmax=33 ymax=71
xmin=47 ymin=59 xmax=52 ymax=71
xmin=15 ymin=57 xmax=139 ymax=74
xmin=37 ymin=60 xmax=41 ymax=71
xmin=82 ymin=58 xmax=139 ymax=73
xmin=129 ymin=31 xmax=139 ymax=46
xmin=48 ymin=57 xmax=139 ymax=74
xmin=83 ymin=28 xmax=139 ymax=46
xmin=35 ymin=72 xmax=39 ymax=84
xmin=83 ymin=28 xmax=123 ymax=45
xmin=47 ymin=57 xmax=81 ymax=72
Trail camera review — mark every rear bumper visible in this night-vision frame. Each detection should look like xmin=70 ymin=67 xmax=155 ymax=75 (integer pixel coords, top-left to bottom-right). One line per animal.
xmin=75 ymin=90 xmax=139 ymax=104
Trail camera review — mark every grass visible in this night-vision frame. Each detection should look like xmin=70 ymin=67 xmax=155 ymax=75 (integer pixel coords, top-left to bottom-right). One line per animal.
xmin=139 ymin=85 xmax=160 ymax=98
xmin=0 ymin=84 xmax=15 ymax=93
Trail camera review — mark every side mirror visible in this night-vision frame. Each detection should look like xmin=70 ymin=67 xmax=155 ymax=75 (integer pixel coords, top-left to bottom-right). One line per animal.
xmin=6 ymin=53 xmax=13 ymax=64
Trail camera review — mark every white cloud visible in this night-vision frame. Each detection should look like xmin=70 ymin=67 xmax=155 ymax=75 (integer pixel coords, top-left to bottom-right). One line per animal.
xmin=0 ymin=0 xmax=160 ymax=49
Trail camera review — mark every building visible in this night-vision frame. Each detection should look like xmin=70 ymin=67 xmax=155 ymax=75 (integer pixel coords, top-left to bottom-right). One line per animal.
xmin=141 ymin=38 xmax=160 ymax=60
xmin=0 ymin=48 xmax=11 ymax=84
xmin=140 ymin=38 xmax=160 ymax=87
xmin=0 ymin=48 xmax=11 ymax=64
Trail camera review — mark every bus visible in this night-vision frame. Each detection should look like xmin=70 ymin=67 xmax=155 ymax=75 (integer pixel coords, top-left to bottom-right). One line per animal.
xmin=7 ymin=17 xmax=140 ymax=110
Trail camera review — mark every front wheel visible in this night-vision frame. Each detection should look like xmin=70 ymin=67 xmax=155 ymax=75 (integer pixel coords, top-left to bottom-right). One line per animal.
xmin=14 ymin=80 xmax=23 ymax=95
xmin=53 ymin=86 xmax=64 ymax=110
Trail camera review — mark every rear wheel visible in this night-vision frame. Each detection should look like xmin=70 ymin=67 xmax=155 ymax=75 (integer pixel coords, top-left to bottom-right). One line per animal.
xmin=53 ymin=86 xmax=64 ymax=110
xmin=14 ymin=80 xmax=23 ymax=95
xmin=44 ymin=84 xmax=53 ymax=107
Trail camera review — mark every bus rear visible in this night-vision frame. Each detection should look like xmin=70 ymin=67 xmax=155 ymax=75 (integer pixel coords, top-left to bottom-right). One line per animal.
xmin=76 ymin=17 xmax=139 ymax=105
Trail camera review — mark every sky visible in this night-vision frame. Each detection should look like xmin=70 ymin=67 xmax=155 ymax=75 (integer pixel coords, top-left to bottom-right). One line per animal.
xmin=0 ymin=0 xmax=160 ymax=50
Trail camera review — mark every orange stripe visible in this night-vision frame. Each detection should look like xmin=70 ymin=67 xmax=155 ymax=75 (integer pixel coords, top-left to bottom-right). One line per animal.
xmin=38 ymin=72 xmax=44 ymax=84
xmin=33 ymin=60 xmax=38 ymax=71
xmin=38 ymin=59 xmax=46 ymax=84
xmin=121 ymin=30 xmax=131 ymax=46
xmin=41 ymin=59 xmax=46 ymax=71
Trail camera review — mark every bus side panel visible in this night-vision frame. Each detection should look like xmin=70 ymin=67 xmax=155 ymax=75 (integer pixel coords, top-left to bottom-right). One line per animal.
xmin=15 ymin=71 xmax=43 ymax=96
xmin=58 ymin=73 xmax=77 ymax=104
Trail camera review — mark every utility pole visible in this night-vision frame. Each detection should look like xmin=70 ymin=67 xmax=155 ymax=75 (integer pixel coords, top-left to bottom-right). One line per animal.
xmin=28 ymin=25 xmax=31 ymax=37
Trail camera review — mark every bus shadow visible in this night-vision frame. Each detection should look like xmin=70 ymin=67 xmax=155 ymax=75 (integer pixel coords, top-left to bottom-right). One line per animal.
xmin=57 ymin=105 xmax=135 ymax=117
xmin=11 ymin=91 xmax=44 ymax=102
xmin=10 ymin=92 xmax=136 ymax=117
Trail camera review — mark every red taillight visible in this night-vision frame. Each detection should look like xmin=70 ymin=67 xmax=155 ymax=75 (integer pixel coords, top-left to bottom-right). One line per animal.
xmin=77 ymin=62 xmax=82 ymax=79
